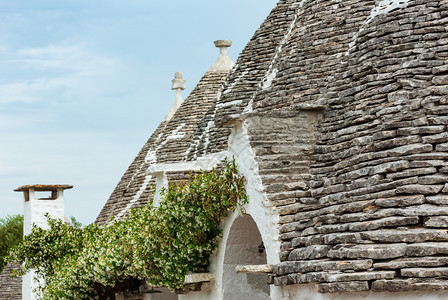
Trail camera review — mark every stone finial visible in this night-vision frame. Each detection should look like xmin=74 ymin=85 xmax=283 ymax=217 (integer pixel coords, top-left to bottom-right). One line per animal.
xmin=172 ymin=72 xmax=186 ymax=91
xmin=215 ymin=40 xmax=232 ymax=55
xmin=208 ymin=40 xmax=235 ymax=73
xmin=163 ymin=72 xmax=187 ymax=122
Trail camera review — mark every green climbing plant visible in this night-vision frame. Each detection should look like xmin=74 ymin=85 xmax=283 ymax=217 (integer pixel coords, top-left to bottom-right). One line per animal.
xmin=7 ymin=158 xmax=248 ymax=299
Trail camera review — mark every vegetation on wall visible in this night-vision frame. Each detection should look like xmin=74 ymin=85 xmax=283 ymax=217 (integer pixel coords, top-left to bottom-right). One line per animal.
xmin=8 ymin=159 xmax=247 ymax=299
xmin=0 ymin=214 xmax=23 ymax=273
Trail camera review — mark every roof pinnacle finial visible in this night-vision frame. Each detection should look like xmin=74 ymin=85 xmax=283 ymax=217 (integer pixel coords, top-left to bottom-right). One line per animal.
xmin=163 ymin=72 xmax=186 ymax=122
xmin=172 ymin=72 xmax=186 ymax=91
xmin=208 ymin=40 xmax=235 ymax=73
xmin=215 ymin=40 xmax=232 ymax=57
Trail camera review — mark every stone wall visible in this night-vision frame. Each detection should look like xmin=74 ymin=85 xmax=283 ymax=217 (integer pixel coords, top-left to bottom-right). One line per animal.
xmin=0 ymin=263 xmax=22 ymax=300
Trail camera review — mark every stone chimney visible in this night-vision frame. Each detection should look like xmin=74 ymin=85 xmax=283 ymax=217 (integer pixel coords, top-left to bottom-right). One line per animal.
xmin=208 ymin=40 xmax=235 ymax=72
xmin=14 ymin=184 xmax=73 ymax=300
xmin=163 ymin=72 xmax=186 ymax=122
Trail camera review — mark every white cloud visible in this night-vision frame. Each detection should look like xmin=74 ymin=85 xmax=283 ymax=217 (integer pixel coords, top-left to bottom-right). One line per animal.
xmin=16 ymin=44 xmax=119 ymax=76
xmin=0 ymin=43 xmax=126 ymax=104
xmin=0 ymin=114 xmax=53 ymax=131
xmin=0 ymin=78 xmax=67 ymax=104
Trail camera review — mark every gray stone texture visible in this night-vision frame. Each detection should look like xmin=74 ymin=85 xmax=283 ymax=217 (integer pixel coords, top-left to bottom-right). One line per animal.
xmin=317 ymin=281 xmax=369 ymax=293
xmin=0 ymin=264 xmax=21 ymax=300
xmin=252 ymin=0 xmax=448 ymax=294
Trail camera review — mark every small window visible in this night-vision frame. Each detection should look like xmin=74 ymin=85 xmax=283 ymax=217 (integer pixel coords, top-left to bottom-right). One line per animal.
xmin=34 ymin=191 xmax=58 ymax=200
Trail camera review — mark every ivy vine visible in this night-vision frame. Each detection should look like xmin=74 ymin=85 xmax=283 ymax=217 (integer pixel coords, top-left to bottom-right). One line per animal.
xmin=8 ymin=158 xmax=248 ymax=299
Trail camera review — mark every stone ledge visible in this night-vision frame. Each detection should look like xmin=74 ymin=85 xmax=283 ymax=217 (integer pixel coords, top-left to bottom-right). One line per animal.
xmin=235 ymin=264 xmax=273 ymax=274
xmin=184 ymin=273 xmax=215 ymax=284
xmin=317 ymin=281 xmax=369 ymax=293
xmin=372 ymin=279 xmax=448 ymax=292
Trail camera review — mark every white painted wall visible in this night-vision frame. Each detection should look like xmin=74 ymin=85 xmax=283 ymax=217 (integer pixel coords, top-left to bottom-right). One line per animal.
xmin=23 ymin=189 xmax=65 ymax=235
xmin=180 ymin=120 xmax=280 ymax=300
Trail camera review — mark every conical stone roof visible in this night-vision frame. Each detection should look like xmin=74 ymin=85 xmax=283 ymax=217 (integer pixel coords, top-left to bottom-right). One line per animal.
xmin=96 ymin=44 xmax=234 ymax=225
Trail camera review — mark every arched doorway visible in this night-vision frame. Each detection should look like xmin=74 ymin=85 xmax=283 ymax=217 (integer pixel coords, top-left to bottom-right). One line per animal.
xmin=222 ymin=214 xmax=270 ymax=299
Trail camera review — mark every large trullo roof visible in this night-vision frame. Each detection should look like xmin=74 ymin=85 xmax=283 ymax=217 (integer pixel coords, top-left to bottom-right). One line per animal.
xmin=211 ymin=0 xmax=448 ymax=294
xmin=101 ymin=0 xmax=448 ymax=294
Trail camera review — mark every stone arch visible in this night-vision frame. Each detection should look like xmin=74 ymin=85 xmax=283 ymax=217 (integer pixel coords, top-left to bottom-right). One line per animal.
xmin=222 ymin=214 xmax=270 ymax=300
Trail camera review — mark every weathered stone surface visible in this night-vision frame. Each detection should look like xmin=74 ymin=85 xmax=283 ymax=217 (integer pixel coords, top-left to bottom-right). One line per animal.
xmin=292 ymin=235 xmax=323 ymax=247
xmin=279 ymin=221 xmax=307 ymax=234
xmin=423 ymin=132 xmax=448 ymax=144
xmin=352 ymin=216 xmax=419 ymax=232
xmin=360 ymin=229 xmax=448 ymax=243
xmin=317 ymin=281 xmax=369 ymax=293
xmin=235 ymin=265 xmax=273 ymax=274
xmin=437 ymin=143 xmax=448 ymax=152
xmin=387 ymin=144 xmax=432 ymax=156
xmin=425 ymin=217 xmax=448 ymax=228
xmin=297 ymin=270 xmax=394 ymax=284
xmin=401 ymin=268 xmax=448 ymax=278
xmin=395 ymin=184 xmax=444 ymax=195
xmin=296 ymin=272 xmax=324 ymax=284
xmin=409 ymin=153 xmax=448 ymax=161
xmin=443 ymin=183 xmax=448 ymax=193
xmin=373 ymin=257 xmax=448 ymax=270
xmin=288 ymin=245 xmax=330 ymax=260
xmin=432 ymin=64 xmax=448 ymax=74
xmin=372 ymin=279 xmax=448 ymax=292
xmin=406 ymin=243 xmax=448 ymax=256
xmin=410 ymin=160 xmax=448 ymax=168
xmin=322 ymin=271 xmax=395 ymax=283
xmin=323 ymin=232 xmax=362 ymax=245
xmin=327 ymin=244 xmax=406 ymax=260
xmin=426 ymin=195 xmax=448 ymax=205
xmin=432 ymin=75 xmax=448 ymax=85
xmin=418 ymin=175 xmax=448 ymax=185
xmin=395 ymin=204 xmax=448 ymax=216
xmin=319 ymin=217 xmax=420 ymax=236
xmin=386 ymin=167 xmax=437 ymax=179
xmin=375 ymin=195 xmax=425 ymax=207
xmin=274 ymin=259 xmax=373 ymax=275
xmin=370 ymin=161 xmax=410 ymax=175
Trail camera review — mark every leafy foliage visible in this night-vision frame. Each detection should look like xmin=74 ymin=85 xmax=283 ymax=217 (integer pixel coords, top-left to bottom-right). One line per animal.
xmin=69 ymin=216 xmax=83 ymax=228
xmin=0 ymin=214 xmax=23 ymax=273
xmin=8 ymin=159 xmax=247 ymax=299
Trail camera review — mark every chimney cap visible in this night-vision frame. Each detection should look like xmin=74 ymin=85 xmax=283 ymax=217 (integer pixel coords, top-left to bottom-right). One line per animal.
xmin=14 ymin=184 xmax=73 ymax=192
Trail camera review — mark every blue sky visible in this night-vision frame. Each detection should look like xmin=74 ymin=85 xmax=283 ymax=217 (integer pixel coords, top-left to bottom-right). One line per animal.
xmin=0 ymin=0 xmax=278 ymax=224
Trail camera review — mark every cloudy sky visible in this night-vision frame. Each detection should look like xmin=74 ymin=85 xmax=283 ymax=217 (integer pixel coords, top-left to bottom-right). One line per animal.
xmin=0 ymin=0 xmax=278 ymax=224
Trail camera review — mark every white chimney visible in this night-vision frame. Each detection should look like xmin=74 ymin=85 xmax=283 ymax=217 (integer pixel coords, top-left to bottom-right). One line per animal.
xmin=14 ymin=184 xmax=73 ymax=300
